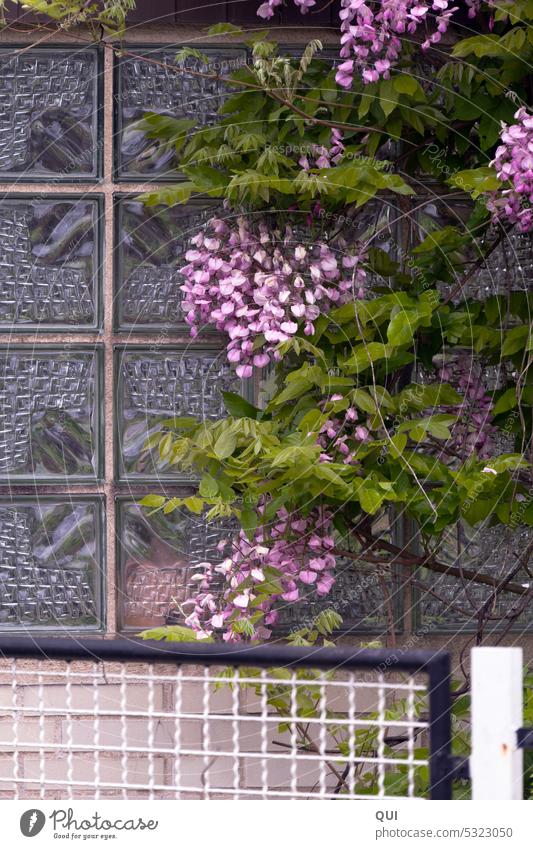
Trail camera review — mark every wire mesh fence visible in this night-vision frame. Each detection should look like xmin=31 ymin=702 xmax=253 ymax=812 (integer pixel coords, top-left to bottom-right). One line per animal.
xmin=0 ymin=638 xmax=452 ymax=800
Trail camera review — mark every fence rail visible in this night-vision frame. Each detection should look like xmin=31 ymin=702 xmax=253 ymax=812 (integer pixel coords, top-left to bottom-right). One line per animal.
xmin=0 ymin=637 xmax=452 ymax=800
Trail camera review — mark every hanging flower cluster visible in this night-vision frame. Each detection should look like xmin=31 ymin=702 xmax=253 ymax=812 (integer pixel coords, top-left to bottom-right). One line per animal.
xmin=257 ymin=0 xmax=315 ymax=18
xmin=317 ymin=395 xmax=371 ymax=464
xmin=256 ymin=0 xmax=458 ymax=85
xmin=436 ymin=355 xmax=496 ymax=458
xmin=180 ymin=216 xmax=367 ymax=378
xmin=489 ymin=107 xmax=533 ymax=233
xmin=299 ymin=129 xmax=346 ymax=170
xmin=336 ymin=0 xmax=457 ymax=86
xmin=183 ymin=506 xmax=336 ymax=641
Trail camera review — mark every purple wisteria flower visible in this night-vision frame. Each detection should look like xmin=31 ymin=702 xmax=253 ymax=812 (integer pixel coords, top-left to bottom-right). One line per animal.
xmin=489 ymin=107 xmax=533 ymax=233
xmin=436 ymin=354 xmax=496 ymax=458
xmin=256 ymin=0 xmax=461 ymax=85
xmin=183 ymin=504 xmax=336 ymax=641
xmin=180 ymin=216 xmax=367 ymax=377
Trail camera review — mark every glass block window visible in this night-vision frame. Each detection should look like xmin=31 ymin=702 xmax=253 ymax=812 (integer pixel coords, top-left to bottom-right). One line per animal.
xmin=0 ymin=197 xmax=102 ymax=330
xmin=116 ymin=347 xmax=244 ymax=480
xmin=410 ymin=197 xmax=532 ymax=633
xmin=0 ymin=38 xmax=528 ymax=639
xmin=114 ymin=46 xmax=247 ymax=180
xmin=416 ymin=523 xmax=533 ymax=633
xmin=470 ymin=228 xmax=533 ymax=298
xmin=114 ymin=196 xmax=217 ymax=331
xmin=0 ymin=347 xmax=102 ymax=482
xmin=0 ymin=498 xmax=103 ymax=629
xmin=117 ymin=496 xmax=236 ymax=630
xmin=0 ymin=47 xmax=101 ymax=179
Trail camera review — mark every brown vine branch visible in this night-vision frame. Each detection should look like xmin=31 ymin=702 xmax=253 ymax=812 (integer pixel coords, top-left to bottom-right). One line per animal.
xmin=334 ymin=536 xmax=531 ymax=597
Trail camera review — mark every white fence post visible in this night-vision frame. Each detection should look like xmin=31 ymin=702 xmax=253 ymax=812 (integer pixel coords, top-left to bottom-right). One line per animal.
xmin=471 ymin=646 xmax=523 ymax=800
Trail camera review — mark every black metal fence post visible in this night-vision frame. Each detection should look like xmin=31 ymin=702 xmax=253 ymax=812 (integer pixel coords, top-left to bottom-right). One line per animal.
xmin=428 ymin=652 xmax=453 ymax=799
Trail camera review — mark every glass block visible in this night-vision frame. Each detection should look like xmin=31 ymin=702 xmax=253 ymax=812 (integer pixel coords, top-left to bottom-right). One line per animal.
xmin=116 ymin=348 xmax=244 ymax=479
xmin=277 ymin=510 xmax=401 ymax=633
xmin=0 ymin=197 xmax=101 ymax=330
xmin=114 ymin=46 xmax=248 ymax=180
xmin=118 ymin=497 xmax=236 ymax=629
xmin=469 ymin=228 xmax=533 ymax=299
xmin=0 ymin=498 xmax=103 ymax=629
xmin=115 ymin=197 xmax=217 ymax=331
xmin=410 ymin=195 xmax=533 ymax=301
xmin=0 ymin=347 xmax=102 ymax=481
xmin=416 ymin=523 xmax=533 ymax=632
xmin=0 ymin=48 xmax=100 ymax=179
xmin=277 ymin=559 xmax=398 ymax=633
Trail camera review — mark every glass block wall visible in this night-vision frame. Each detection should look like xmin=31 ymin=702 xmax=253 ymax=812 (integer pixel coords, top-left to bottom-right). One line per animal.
xmin=0 ymin=35 xmax=530 ymax=636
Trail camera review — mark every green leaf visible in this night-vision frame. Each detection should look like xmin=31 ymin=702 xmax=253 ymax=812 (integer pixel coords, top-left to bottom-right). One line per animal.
xmin=314 ymin=609 xmax=343 ymax=636
xmin=492 ymin=387 xmax=518 ymax=415
xmin=427 ymin=419 xmax=452 ymax=439
xmin=342 ymin=342 xmax=393 ymax=373
xmin=271 ymin=444 xmax=319 ymax=467
xmin=393 ymin=75 xmax=420 ymax=95
xmin=222 ymin=391 xmax=262 ymax=419
xmin=139 ymin=495 xmax=166 ymax=508
xmin=452 ymin=30 xmax=527 ymax=58
xmin=387 ymin=311 xmax=418 ymax=345
xmin=462 ymin=496 xmax=498 ymax=525
xmin=379 ymin=78 xmax=399 ymax=117
xmin=207 ymin=22 xmax=243 ymax=35
xmin=502 ymin=325 xmax=529 ymax=356
xmin=359 ymin=485 xmax=386 ymax=514
xmin=139 ymin=183 xmax=195 ymax=206
xmin=139 ymin=625 xmax=212 ymax=642
xmin=137 ymin=113 xmax=196 ymax=142
xmin=389 ymin=433 xmax=407 ymax=458
xmin=272 ymin=379 xmax=313 ymax=405
xmin=449 ymin=166 xmax=500 ymax=198
xmin=298 ymin=408 xmax=326 ymax=434
xmin=213 ymin=431 xmax=237 ymax=459
xmin=352 ymin=388 xmax=378 ymax=414
xmin=183 ymin=165 xmax=229 ymax=195
xmin=240 ymin=507 xmax=258 ymax=540
xmin=175 ymin=47 xmax=209 ymax=65
xmin=163 ymin=497 xmax=183 ymax=514
xmin=159 ymin=432 xmax=173 ymax=460
xmin=184 ymin=496 xmax=204 ymax=514
xmin=199 ymin=474 xmax=219 ymax=497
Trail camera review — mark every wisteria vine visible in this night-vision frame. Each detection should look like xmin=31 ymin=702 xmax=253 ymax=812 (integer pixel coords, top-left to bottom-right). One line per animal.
xmin=489 ymin=107 xmax=533 ymax=233
xmin=180 ymin=216 xmax=367 ymax=377
xmin=184 ymin=505 xmax=336 ymax=641
xmin=257 ymin=0 xmax=475 ymax=85
xmin=436 ymin=354 xmax=496 ymax=459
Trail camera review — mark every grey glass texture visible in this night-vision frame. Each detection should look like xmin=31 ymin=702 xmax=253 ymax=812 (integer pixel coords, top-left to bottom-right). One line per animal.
xmin=116 ymin=348 xmax=242 ymax=479
xmin=118 ymin=498 xmax=235 ymax=629
xmin=115 ymin=47 xmax=247 ymax=179
xmin=416 ymin=346 xmax=526 ymax=629
xmin=418 ymin=522 xmax=533 ymax=631
xmin=0 ymin=48 xmax=100 ymax=179
xmin=0 ymin=198 xmax=101 ymax=329
xmin=0 ymin=499 xmax=103 ymax=628
xmin=413 ymin=196 xmax=533 ymax=301
xmin=115 ymin=197 xmax=216 ymax=330
xmin=277 ymin=559 xmax=397 ymax=632
xmin=0 ymin=348 xmax=101 ymax=481
xmin=470 ymin=228 xmax=533 ymax=299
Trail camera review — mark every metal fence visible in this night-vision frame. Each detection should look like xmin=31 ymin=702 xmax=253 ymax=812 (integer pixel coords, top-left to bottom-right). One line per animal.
xmin=0 ymin=638 xmax=453 ymax=800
